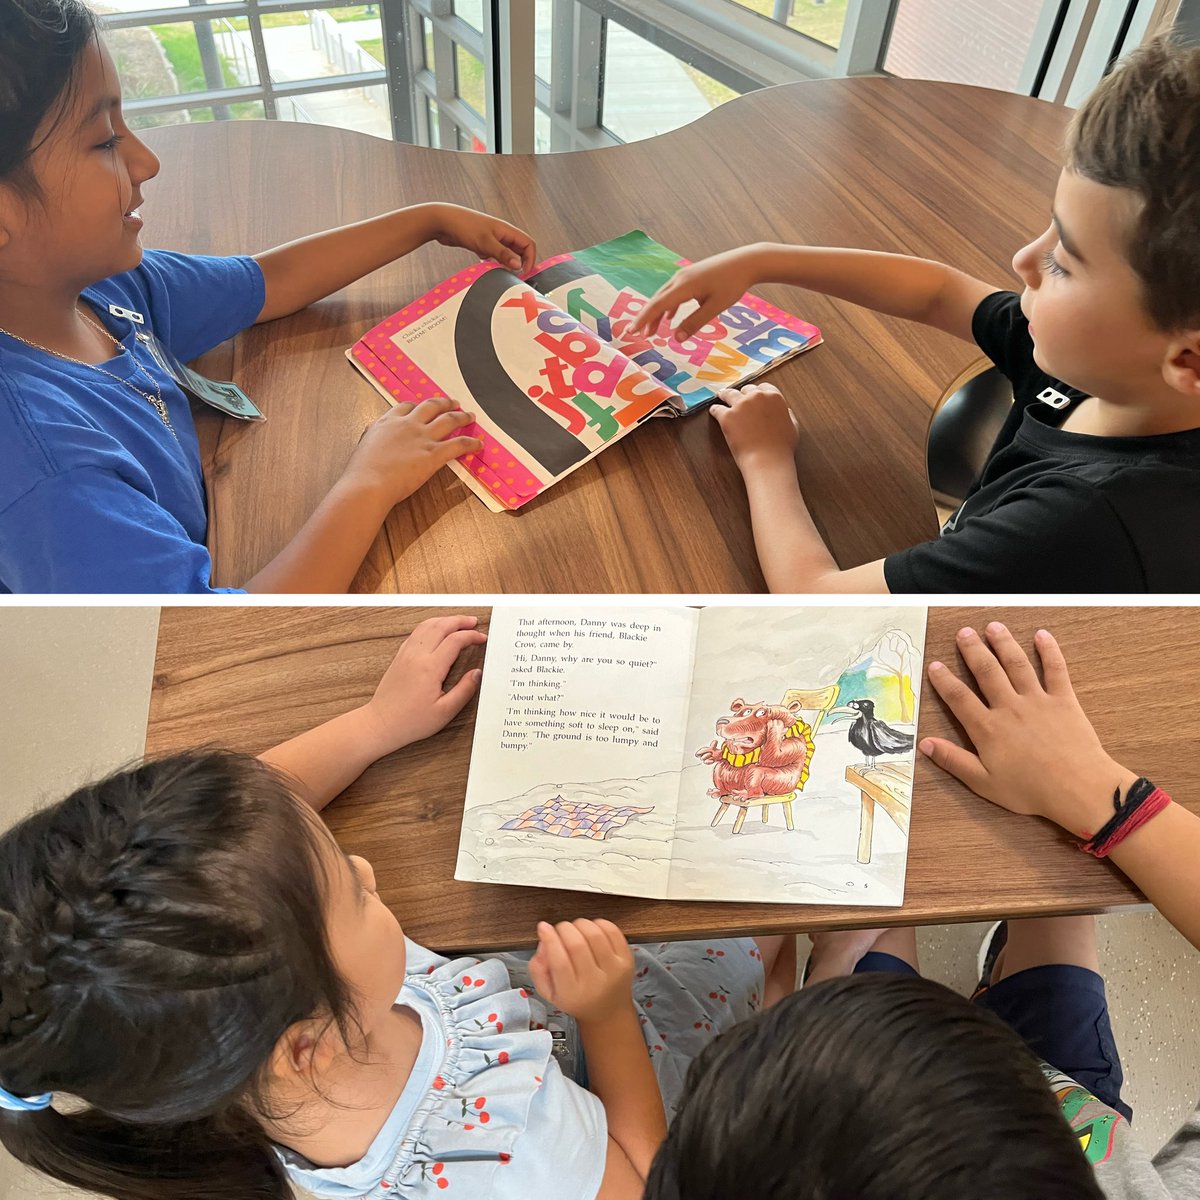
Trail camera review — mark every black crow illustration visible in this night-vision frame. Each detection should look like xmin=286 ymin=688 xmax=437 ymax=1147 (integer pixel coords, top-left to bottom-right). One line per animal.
xmin=831 ymin=699 xmax=914 ymax=769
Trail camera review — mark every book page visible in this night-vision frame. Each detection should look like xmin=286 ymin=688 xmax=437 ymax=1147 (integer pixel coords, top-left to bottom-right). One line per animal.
xmin=348 ymin=262 xmax=675 ymax=510
xmin=667 ymin=606 xmax=928 ymax=906
xmin=456 ymin=607 xmax=700 ymax=898
xmin=527 ymin=231 xmax=822 ymax=414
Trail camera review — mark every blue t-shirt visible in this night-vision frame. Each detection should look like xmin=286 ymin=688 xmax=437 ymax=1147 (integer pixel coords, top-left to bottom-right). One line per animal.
xmin=0 ymin=249 xmax=265 ymax=593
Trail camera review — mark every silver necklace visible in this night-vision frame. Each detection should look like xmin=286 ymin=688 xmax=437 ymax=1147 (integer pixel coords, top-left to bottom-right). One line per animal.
xmin=0 ymin=306 xmax=177 ymax=439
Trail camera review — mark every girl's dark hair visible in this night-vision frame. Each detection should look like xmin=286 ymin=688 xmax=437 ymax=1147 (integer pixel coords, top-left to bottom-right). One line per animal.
xmin=0 ymin=751 xmax=360 ymax=1200
xmin=0 ymin=0 xmax=99 ymax=197
xmin=645 ymin=972 xmax=1106 ymax=1200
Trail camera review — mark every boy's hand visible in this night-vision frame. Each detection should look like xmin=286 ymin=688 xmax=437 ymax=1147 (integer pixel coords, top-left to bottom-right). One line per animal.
xmin=919 ymin=625 xmax=1137 ymax=838
xmin=356 ymin=615 xmax=487 ymax=757
xmin=529 ymin=919 xmax=636 ymax=1023
xmin=432 ymin=204 xmax=536 ymax=275
xmin=344 ymin=396 xmax=482 ymax=508
xmin=630 ymin=245 xmax=764 ymax=339
xmin=711 ymin=383 xmax=799 ymax=473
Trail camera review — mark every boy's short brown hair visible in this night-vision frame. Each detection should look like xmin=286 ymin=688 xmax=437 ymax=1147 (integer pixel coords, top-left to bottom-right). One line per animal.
xmin=1068 ymin=35 xmax=1200 ymax=332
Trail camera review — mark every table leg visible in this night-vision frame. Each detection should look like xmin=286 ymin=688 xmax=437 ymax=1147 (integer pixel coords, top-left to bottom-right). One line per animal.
xmin=732 ymin=806 xmax=749 ymax=834
xmin=857 ymin=792 xmax=875 ymax=864
xmin=711 ymin=802 xmax=730 ymax=827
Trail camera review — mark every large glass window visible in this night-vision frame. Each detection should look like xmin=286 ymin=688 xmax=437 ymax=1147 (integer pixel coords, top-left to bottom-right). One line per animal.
xmin=99 ymin=0 xmax=1173 ymax=150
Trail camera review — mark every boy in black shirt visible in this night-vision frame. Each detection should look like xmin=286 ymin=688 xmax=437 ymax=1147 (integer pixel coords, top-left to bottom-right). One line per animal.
xmin=630 ymin=36 xmax=1200 ymax=594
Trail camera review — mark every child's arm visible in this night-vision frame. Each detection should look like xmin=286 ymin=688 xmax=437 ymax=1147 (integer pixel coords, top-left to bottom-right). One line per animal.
xmin=920 ymin=623 xmax=1200 ymax=952
xmin=711 ymin=381 xmax=889 ymax=593
xmin=257 ymin=614 xmax=486 ymax=809
xmin=254 ymin=203 xmax=536 ymax=322
xmin=630 ymin=243 xmax=1000 ymax=342
xmin=529 ymin=919 xmax=667 ymax=1187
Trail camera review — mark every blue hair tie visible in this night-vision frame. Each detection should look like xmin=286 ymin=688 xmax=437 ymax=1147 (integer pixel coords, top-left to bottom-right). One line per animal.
xmin=0 ymin=1085 xmax=52 ymax=1113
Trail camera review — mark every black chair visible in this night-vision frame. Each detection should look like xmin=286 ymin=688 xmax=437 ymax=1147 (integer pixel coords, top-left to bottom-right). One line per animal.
xmin=926 ymin=364 xmax=1013 ymax=515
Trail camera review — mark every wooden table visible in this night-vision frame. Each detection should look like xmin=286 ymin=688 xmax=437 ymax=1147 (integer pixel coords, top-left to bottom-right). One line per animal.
xmin=144 ymin=606 xmax=1197 ymax=954
xmin=143 ymin=79 xmax=1071 ymax=591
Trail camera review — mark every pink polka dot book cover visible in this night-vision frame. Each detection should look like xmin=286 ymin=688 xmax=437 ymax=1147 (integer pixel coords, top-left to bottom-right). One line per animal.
xmin=346 ymin=231 xmax=822 ymax=512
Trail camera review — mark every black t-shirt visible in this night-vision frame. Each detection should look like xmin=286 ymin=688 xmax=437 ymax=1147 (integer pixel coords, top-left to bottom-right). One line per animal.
xmin=884 ymin=291 xmax=1200 ymax=593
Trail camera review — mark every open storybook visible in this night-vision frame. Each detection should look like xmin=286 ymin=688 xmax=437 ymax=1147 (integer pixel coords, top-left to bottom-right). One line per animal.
xmin=348 ymin=231 xmax=821 ymax=511
xmin=455 ymin=606 xmax=928 ymax=907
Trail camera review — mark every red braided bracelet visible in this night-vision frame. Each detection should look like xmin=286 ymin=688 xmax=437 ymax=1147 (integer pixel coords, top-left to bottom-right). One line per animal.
xmin=1078 ymin=785 xmax=1172 ymax=858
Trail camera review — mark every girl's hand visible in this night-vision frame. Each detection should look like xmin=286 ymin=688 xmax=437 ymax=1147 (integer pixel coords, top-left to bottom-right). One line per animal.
xmin=529 ymin=919 xmax=635 ymax=1024
xmin=629 ymin=245 xmax=764 ymax=339
xmin=432 ymin=204 xmax=536 ymax=275
xmin=919 ymin=624 xmax=1137 ymax=838
xmin=345 ymin=396 xmax=482 ymax=508
xmin=711 ymin=382 xmax=799 ymax=473
xmin=355 ymin=615 xmax=487 ymax=757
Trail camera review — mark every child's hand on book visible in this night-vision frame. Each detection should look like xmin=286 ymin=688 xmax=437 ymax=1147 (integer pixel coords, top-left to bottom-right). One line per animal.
xmin=432 ymin=203 xmax=536 ymax=275
xmin=630 ymin=245 xmax=762 ymax=339
xmin=346 ymin=396 xmax=483 ymax=507
xmin=919 ymin=625 xmax=1137 ymax=838
xmin=355 ymin=614 xmax=487 ymax=757
xmin=529 ymin=918 xmax=636 ymax=1024
xmin=711 ymin=382 xmax=799 ymax=472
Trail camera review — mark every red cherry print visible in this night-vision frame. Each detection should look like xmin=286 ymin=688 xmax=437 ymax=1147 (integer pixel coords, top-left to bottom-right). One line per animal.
xmin=716 ymin=950 xmax=725 ymax=957
xmin=708 ymin=992 xmax=718 ymax=999
xmin=462 ymin=975 xmax=472 ymax=985
xmin=534 ymin=1075 xmax=542 ymax=1084
xmin=474 ymin=979 xmax=485 ymax=987
xmin=720 ymin=995 xmax=727 ymax=1003
xmin=432 ymin=1075 xmax=446 ymax=1090
xmin=479 ymin=1111 xmax=491 ymax=1124
xmin=432 ymin=1163 xmax=444 ymax=1176
xmin=474 ymin=1096 xmax=487 ymax=1109
xmin=380 ymin=1183 xmax=391 ymax=1190
xmin=464 ymin=1124 xmax=474 ymax=1131
xmin=437 ymin=1180 xmax=449 ymax=1191
xmin=519 ymin=988 xmax=529 ymax=998
xmin=693 ymin=1022 xmax=703 ymax=1029
xmin=499 ymin=1152 xmax=512 ymax=1164
xmin=487 ymin=1013 xmax=498 ymax=1023
xmin=496 ymin=1021 xmax=504 ymax=1032
xmin=706 ymin=948 xmax=714 ymax=955
xmin=498 ymin=1051 xmax=510 ymax=1064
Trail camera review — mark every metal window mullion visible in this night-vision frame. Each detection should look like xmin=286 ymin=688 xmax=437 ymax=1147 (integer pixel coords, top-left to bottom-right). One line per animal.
xmin=834 ymin=0 xmax=896 ymax=77
xmin=1063 ymin=1 xmax=1145 ymax=104
xmin=242 ymin=0 xmax=277 ymax=118
xmin=493 ymin=0 xmax=536 ymax=153
xmin=382 ymin=0 xmax=418 ymax=144
xmin=1035 ymin=0 xmax=1105 ymax=103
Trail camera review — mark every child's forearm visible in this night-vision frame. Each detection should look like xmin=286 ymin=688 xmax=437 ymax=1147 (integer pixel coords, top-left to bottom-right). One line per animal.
xmin=259 ymin=706 xmax=390 ymax=811
xmin=254 ymin=204 xmax=447 ymax=322
xmin=241 ymin=476 xmax=392 ymax=594
xmin=1102 ymin=800 xmax=1200 ymax=952
xmin=745 ymin=243 xmax=997 ymax=339
xmin=740 ymin=457 xmax=887 ymax=593
xmin=579 ymin=1007 xmax=667 ymax=1180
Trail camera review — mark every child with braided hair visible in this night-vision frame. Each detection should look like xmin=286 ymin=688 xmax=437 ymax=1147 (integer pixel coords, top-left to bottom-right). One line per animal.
xmin=0 ymin=615 xmax=780 ymax=1200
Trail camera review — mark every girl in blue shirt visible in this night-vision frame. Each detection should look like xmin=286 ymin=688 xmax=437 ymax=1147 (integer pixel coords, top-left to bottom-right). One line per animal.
xmin=0 ymin=616 xmax=783 ymax=1200
xmin=0 ymin=0 xmax=535 ymax=593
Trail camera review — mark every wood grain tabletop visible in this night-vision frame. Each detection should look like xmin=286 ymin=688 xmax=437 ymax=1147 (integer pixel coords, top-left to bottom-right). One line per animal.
xmin=144 ymin=605 xmax=1195 ymax=954
xmin=143 ymin=78 xmax=1072 ymax=592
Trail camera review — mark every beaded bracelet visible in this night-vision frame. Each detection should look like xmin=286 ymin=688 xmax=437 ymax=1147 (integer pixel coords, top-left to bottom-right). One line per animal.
xmin=1077 ymin=776 xmax=1172 ymax=858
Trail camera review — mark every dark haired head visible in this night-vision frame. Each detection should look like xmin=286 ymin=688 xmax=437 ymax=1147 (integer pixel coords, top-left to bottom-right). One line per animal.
xmin=0 ymin=0 xmax=99 ymax=200
xmin=645 ymin=972 xmax=1105 ymax=1200
xmin=0 ymin=751 xmax=359 ymax=1200
xmin=1068 ymin=35 xmax=1200 ymax=332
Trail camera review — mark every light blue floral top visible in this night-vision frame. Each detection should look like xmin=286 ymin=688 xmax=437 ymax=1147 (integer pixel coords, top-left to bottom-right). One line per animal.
xmin=279 ymin=935 xmax=763 ymax=1199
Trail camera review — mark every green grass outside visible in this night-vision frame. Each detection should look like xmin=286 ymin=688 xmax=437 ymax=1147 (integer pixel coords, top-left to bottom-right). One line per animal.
xmin=731 ymin=0 xmax=848 ymax=49
xmin=149 ymin=24 xmax=260 ymax=122
xmin=226 ymin=6 xmax=378 ymax=31
xmin=359 ymin=35 xmax=384 ymax=63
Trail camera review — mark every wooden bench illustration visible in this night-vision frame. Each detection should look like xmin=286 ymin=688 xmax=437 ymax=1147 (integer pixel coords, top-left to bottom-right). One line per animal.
xmin=845 ymin=761 xmax=913 ymax=864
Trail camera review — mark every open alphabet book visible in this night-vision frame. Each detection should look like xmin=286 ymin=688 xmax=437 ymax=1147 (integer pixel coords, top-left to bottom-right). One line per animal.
xmin=348 ymin=231 xmax=821 ymax=511
xmin=456 ymin=606 xmax=928 ymax=907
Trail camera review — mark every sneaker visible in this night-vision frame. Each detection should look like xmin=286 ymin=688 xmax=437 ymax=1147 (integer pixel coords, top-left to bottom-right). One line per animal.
xmin=974 ymin=921 xmax=1008 ymax=995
